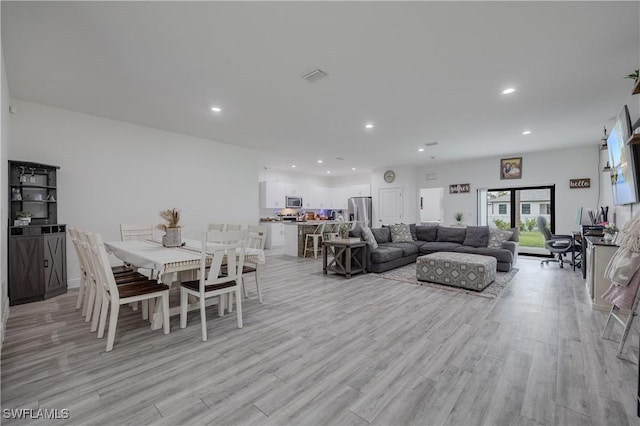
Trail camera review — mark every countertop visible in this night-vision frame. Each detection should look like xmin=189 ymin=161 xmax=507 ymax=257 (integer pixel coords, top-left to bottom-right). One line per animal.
xmin=585 ymin=235 xmax=618 ymax=247
xmin=282 ymin=220 xmax=341 ymax=225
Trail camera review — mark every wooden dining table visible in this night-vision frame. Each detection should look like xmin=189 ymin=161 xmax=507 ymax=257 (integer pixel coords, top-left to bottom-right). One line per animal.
xmin=104 ymin=238 xmax=265 ymax=329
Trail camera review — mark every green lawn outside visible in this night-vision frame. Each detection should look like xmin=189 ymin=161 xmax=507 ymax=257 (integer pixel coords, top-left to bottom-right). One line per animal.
xmin=518 ymin=231 xmax=544 ymax=248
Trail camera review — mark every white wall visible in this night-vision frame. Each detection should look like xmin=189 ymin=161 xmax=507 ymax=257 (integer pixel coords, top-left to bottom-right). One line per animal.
xmin=1 ymin=44 xmax=10 ymax=345
xmin=371 ymin=165 xmax=418 ymax=226
xmin=416 ymin=146 xmax=600 ymax=234
xmin=9 ymin=100 xmax=260 ymax=287
xmin=329 ymin=173 xmax=371 ymax=188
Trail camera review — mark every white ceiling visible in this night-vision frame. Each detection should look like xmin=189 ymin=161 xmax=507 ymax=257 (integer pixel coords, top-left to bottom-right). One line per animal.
xmin=2 ymin=1 xmax=639 ymax=176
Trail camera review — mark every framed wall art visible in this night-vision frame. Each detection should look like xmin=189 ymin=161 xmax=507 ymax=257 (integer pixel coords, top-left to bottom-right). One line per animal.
xmin=449 ymin=183 xmax=470 ymax=194
xmin=500 ymin=157 xmax=522 ymax=179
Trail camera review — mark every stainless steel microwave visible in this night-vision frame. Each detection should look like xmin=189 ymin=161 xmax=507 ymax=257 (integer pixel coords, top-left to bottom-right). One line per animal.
xmin=285 ymin=196 xmax=303 ymax=208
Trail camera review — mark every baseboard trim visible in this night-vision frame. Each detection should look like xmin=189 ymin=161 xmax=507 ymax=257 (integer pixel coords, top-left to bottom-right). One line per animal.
xmin=1 ymin=293 xmax=9 ymax=349
xmin=67 ymin=278 xmax=80 ymax=289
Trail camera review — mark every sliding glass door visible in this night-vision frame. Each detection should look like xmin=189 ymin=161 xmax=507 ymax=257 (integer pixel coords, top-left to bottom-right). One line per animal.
xmin=481 ymin=185 xmax=555 ymax=255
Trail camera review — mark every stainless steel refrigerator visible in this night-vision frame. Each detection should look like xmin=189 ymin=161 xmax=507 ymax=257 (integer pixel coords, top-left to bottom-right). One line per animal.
xmin=347 ymin=197 xmax=372 ymax=228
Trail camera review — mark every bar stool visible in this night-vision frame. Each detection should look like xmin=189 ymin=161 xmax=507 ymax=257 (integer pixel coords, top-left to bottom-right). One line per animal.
xmin=304 ymin=223 xmax=326 ymax=259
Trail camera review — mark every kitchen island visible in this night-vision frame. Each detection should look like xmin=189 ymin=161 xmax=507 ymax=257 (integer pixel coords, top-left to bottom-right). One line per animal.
xmin=284 ymin=221 xmax=342 ymax=257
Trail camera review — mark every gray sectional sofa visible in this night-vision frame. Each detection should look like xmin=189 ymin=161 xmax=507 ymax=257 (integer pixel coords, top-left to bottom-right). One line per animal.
xmin=350 ymin=224 xmax=518 ymax=273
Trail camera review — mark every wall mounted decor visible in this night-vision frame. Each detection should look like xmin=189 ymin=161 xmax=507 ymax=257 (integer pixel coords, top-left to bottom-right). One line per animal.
xmin=449 ymin=183 xmax=470 ymax=194
xmin=500 ymin=157 xmax=522 ymax=179
xmin=570 ymin=178 xmax=591 ymax=189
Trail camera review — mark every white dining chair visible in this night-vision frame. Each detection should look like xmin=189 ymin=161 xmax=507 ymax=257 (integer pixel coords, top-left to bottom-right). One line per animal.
xmin=304 ymin=222 xmax=326 ymax=258
xmin=120 ymin=224 xmax=154 ymax=241
xmin=78 ymin=229 xmax=150 ymax=332
xmin=207 ymin=224 xmax=225 ymax=231
xmin=120 ymin=223 xmax=156 ymax=316
xmin=179 ymin=230 xmax=248 ymax=341
xmin=225 ymin=224 xmax=243 ymax=231
xmin=88 ymin=232 xmax=170 ymax=352
xmin=243 ymin=225 xmax=267 ymax=303
xmin=69 ymin=227 xmax=90 ymax=314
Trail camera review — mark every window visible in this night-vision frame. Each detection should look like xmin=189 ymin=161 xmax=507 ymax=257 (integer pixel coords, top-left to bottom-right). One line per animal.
xmin=483 ymin=185 xmax=554 ymax=256
xmin=539 ymin=203 xmax=550 ymax=214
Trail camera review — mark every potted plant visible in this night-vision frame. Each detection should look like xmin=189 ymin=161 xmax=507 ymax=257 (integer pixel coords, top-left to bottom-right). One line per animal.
xmin=16 ymin=210 xmax=32 ymax=226
xmin=454 ymin=212 xmax=463 ymax=225
xmin=157 ymin=208 xmax=182 ymax=247
xmin=624 ymin=69 xmax=639 ymax=81
xmin=337 ymin=221 xmax=351 ymax=239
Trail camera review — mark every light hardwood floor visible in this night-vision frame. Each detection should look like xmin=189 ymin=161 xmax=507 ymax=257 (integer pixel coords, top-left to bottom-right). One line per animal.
xmin=2 ymin=253 xmax=639 ymax=425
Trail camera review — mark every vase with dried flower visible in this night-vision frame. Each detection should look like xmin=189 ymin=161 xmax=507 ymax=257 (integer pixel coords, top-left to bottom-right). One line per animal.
xmin=157 ymin=208 xmax=182 ymax=247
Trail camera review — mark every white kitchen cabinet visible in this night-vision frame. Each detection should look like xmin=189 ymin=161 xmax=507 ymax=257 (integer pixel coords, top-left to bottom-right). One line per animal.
xmin=331 ymin=187 xmax=349 ymax=210
xmin=304 ymin=186 xmax=318 ymax=209
xmin=260 ymin=181 xmax=368 ymax=210
xmin=349 ymin=184 xmax=371 ymax=197
xmin=259 ymin=181 xmax=288 ymax=209
xmin=264 ymin=222 xmax=284 ymax=249
xmin=314 ymin=186 xmax=330 ymax=209
xmin=585 ymin=237 xmax=618 ymax=311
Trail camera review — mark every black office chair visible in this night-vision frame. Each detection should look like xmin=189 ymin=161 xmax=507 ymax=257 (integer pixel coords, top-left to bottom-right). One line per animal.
xmin=537 ymin=216 xmax=575 ymax=268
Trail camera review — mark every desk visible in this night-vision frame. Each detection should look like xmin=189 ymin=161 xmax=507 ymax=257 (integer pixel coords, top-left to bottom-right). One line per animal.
xmin=105 ymin=239 xmax=265 ymax=328
xmin=580 ymin=225 xmax=604 ymax=279
xmin=322 ymin=239 xmax=367 ymax=278
xmin=585 ymin=236 xmax=618 ymax=311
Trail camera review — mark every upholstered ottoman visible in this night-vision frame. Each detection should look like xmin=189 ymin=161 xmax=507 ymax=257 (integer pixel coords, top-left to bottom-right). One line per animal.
xmin=416 ymin=252 xmax=497 ymax=291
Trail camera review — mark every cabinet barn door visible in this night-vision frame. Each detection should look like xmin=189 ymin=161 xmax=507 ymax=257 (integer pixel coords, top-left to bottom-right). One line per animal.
xmin=44 ymin=233 xmax=67 ymax=298
xmin=9 ymin=235 xmax=44 ymax=305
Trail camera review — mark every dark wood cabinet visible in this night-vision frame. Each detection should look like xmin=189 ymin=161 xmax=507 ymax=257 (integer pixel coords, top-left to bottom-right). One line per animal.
xmin=44 ymin=232 xmax=67 ymax=298
xmin=8 ymin=160 xmax=66 ymax=305
xmin=8 ymin=225 xmax=67 ymax=305
xmin=9 ymin=234 xmax=44 ymax=304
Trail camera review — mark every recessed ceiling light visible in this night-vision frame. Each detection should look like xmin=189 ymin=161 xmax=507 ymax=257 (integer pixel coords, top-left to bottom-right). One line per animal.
xmin=365 ymin=123 xmax=374 ymax=129
xmin=352 ymin=167 xmax=356 ymax=171
xmin=291 ymin=165 xmax=296 ymax=168
xmin=522 ymin=130 xmax=532 ymax=135
xmin=210 ymin=106 xmax=222 ymax=112
xmin=317 ymin=160 xmax=323 ymax=164
xmin=501 ymin=88 xmax=515 ymax=95
xmin=418 ymin=148 xmax=425 ymax=152
xmin=326 ymin=171 xmax=331 ymax=174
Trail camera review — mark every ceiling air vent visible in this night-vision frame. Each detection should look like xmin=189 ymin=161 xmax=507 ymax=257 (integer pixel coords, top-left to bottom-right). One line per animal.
xmin=302 ymin=69 xmax=329 ymax=83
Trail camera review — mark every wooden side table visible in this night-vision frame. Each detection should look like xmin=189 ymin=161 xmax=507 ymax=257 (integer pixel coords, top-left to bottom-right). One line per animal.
xmin=322 ymin=239 xmax=368 ymax=278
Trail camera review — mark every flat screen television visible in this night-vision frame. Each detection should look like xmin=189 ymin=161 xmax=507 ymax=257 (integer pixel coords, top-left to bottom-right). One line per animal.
xmin=608 ymin=105 xmax=637 ymax=205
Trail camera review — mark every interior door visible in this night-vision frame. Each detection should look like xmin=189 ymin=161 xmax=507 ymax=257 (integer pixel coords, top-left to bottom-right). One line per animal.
xmin=419 ymin=187 xmax=443 ymax=223
xmin=378 ymin=187 xmax=403 ymax=225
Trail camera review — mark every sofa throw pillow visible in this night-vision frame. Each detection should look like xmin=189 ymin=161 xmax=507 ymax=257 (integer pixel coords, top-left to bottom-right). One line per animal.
xmin=436 ymin=226 xmax=467 ymax=244
xmin=463 ymin=226 xmax=490 ymax=248
xmin=360 ymin=226 xmax=378 ymax=249
xmin=488 ymin=228 xmax=514 ymax=248
xmin=389 ymin=224 xmax=414 ymax=243
xmin=371 ymin=227 xmax=391 ymax=244
xmin=409 ymin=223 xmax=417 ymax=241
xmin=509 ymin=227 xmax=520 ymax=242
xmin=415 ymin=225 xmax=438 ymax=242
xmin=349 ymin=226 xmax=363 ymax=239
